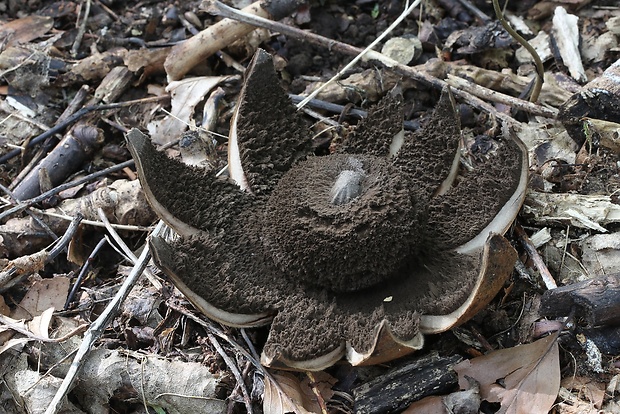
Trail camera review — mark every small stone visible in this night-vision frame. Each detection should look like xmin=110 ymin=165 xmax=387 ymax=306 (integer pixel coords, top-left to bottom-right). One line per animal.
xmin=381 ymin=36 xmax=422 ymax=65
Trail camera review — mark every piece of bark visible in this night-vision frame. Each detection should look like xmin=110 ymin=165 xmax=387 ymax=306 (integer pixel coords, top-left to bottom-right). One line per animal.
xmin=0 ymin=179 xmax=155 ymax=258
xmin=12 ymin=125 xmax=103 ymax=200
xmin=524 ymin=191 xmax=620 ymax=230
xmin=55 ymin=48 xmax=128 ymax=88
xmin=579 ymin=326 xmax=620 ymax=355
xmin=558 ymin=58 xmax=620 ymax=146
xmin=91 ymin=66 xmax=133 ymax=104
xmin=584 ymin=119 xmax=620 ymax=153
xmin=540 ymin=274 xmax=620 ymax=327
xmin=552 ymin=6 xmax=587 ymax=83
xmin=165 ymin=0 xmax=304 ymax=81
xmin=353 ymin=353 xmax=463 ymax=414
xmin=581 ymin=233 xmax=620 ymax=278
xmin=516 ymin=31 xmax=553 ymax=64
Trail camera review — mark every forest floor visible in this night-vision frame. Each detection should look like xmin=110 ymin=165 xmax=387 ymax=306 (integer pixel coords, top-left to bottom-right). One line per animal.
xmin=1 ymin=0 xmax=620 ymax=413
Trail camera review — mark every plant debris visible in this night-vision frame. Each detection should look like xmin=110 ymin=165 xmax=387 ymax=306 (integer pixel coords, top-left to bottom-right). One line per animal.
xmin=1 ymin=0 xmax=620 ymax=412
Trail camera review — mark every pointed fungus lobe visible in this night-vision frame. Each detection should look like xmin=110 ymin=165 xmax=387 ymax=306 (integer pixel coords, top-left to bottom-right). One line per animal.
xmin=126 ymin=49 xmax=529 ymax=371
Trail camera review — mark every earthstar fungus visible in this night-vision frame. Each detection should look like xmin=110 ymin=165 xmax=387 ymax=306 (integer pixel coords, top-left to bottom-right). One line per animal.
xmin=126 ymin=49 xmax=528 ymax=371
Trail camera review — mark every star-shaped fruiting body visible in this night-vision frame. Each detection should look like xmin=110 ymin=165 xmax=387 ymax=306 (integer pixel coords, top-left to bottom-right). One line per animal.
xmin=126 ymin=49 xmax=528 ymax=371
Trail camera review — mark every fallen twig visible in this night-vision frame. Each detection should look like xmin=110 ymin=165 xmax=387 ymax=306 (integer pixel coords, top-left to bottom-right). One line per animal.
xmin=446 ymin=75 xmax=557 ymax=118
xmin=0 ymin=134 xmax=180 ymax=223
xmin=305 ymin=372 xmax=329 ymax=414
xmin=206 ymin=332 xmax=253 ymax=414
xmin=288 ymin=94 xmax=421 ymax=130
xmin=515 ymin=224 xmax=558 ymax=290
xmin=32 ymin=208 xmax=152 ymax=232
xmin=0 ymin=95 xmax=168 ymax=165
xmin=293 ymin=0 xmax=423 ymax=108
xmin=0 ymin=160 xmax=134 ymax=221
xmin=205 ymin=0 xmax=530 ymax=126
xmin=0 ymin=183 xmax=58 ymax=239
xmin=0 ymin=214 xmax=83 ymax=292
xmin=44 ymin=220 xmax=163 ymax=414
xmin=165 ymin=0 xmax=303 ymax=81
xmin=12 ymin=124 xmax=103 ymax=200
xmin=70 ymin=0 xmax=91 ymax=57
xmin=97 ymin=207 xmax=163 ymax=290
xmin=64 ymin=236 xmax=107 ymax=310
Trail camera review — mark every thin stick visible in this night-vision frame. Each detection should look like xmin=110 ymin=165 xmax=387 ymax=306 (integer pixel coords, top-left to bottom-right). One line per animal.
xmin=0 ymin=214 xmax=84 ymax=291
xmin=64 ymin=237 xmax=108 ymax=310
xmin=71 ymin=0 xmax=91 ymax=57
xmin=288 ymin=94 xmax=421 ymax=130
xmin=32 ymin=208 xmax=152 ymax=232
xmin=446 ymin=75 xmax=557 ymax=118
xmin=294 ymin=0 xmax=422 ymax=109
xmin=515 ymin=224 xmax=557 ymax=290
xmin=206 ymin=332 xmax=253 ymax=414
xmin=47 ymin=214 xmax=84 ymax=259
xmin=0 ymin=160 xmax=134 ymax=221
xmin=492 ymin=0 xmax=544 ymax=103
xmin=207 ymin=0 xmax=421 ymax=109
xmin=206 ymin=0 xmax=523 ymax=127
xmin=0 ymin=183 xmax=58 ymax=239
xmin=97 ymin=208 xmax=163 ymax=290
xmin=44 ymin=221 xmax=164 ymax=414
xmin=172 ymin=305 xmax=301 ymax=410
xmin=0 ymin=95 xmax=168 ymax=164
xmin=305 ymin=372 xmax=329 ymax=414
xmin=0 ymin=134 xmax=180 ymax=222
xmin=168 ymin=303 xmax=261 ymax=370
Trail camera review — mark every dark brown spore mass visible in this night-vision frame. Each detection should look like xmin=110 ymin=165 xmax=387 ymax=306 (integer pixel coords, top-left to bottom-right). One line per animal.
xmin=263 ymin=153 xmax=425 ymax=292
xmin=128 ymin=130 xmax=249 ymax=235
xmin=234 ymin=50 xmax=312 ymax=194
xmin=428 ymin=137 xmax=524 ymax=249
xmin=339 ymin=91 xmax=404 ymax=157
xmin=396 ymin=88 xmax=461 ymax=198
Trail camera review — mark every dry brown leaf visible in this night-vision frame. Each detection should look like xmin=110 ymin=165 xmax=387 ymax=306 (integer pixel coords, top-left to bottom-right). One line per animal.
xmin=454 ymin=333 xmax=560 ymax=414
xmin=0 ymin=307 xmax=54 ymax=355
xmin=0 ymin=15 xmax=53 ymax=47
xmin=12 ymin=277 xmax=69 ymax=319
xmin=263 ymin=372 xmax=314 ymax=414
xmin=0 ymin=314 xmax=28 ymax=344
xmin=0 ymin=295 xmax=10 ymax=316
xmin=562 ymin=376 xmax=605 ymax=408
xmin=401 ymin=395 xmax=448 ymax=414
xmin=147 ymin=75 xmax=234 ymax=145
xmin=300 ymin=371 xmax=337 ymax=412
xmin=27 ymin=307 xmax=54 ymax=340
xmin=556 ymin=400 xmax=600 ymax=414
xmin=0 ymin=337 xmax=31 ymax=355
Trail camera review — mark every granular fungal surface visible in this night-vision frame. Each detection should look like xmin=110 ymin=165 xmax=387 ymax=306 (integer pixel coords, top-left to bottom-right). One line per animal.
xmin=126 ymin=49 xmax=527 ymax=370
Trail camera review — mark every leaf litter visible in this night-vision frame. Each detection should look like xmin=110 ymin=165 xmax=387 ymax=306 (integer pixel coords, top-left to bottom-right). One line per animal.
xmin=453 ymin=333 xmax=561 ymax=414
xmin=0 ymin=0 xmax=619 ymax=412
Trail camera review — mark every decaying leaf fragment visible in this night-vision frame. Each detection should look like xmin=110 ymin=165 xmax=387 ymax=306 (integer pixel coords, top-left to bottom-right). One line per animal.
xmin=147 ymin=75 xmax=236 ymax=145
xmin=0 ymin=15 xmax=53 ymax=46
xmin=454 ymin=334 xmax=561 ymax=414
xmin=263 ymin=371 xmax=335 ymax=414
